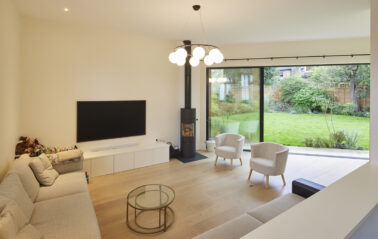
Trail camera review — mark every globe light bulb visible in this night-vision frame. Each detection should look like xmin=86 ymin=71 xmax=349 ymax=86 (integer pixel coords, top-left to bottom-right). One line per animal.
xmin=175 ymin=48 xmax=187 ymax=59
xmin=169 ymin=52 xmax=177 ymax=64
xmin=176 ymin=57 xmax=186 ymax=66
xmin=189 ymin=57 xmax=200 ymax=67
xmin=192 ymin=47 xmax=205 ymax=59
xmin=213 ymin=52 xmax=224 ymax=64
xmin=204 ymin=55 xmax=214 ymax=66
xmin=209 ymin=48 xmax=221 ymax=58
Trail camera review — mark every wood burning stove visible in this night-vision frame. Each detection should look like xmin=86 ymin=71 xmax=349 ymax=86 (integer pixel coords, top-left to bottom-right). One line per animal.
xmin=181 ymin=108 xmax=196 ymax=158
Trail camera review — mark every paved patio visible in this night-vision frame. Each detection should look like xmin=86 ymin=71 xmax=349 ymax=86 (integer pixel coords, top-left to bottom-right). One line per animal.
xmin=288 ymin=146 xmax=369 ymax=160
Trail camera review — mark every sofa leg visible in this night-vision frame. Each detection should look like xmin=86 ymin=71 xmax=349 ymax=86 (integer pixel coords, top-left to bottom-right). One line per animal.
xmin=230 ymin=159 xmax=233 ymax=170
xmin=265 ymin=176 xmax=269 ymax=189
xmin=214 ymin=156 xmax=218 ymax=166
xmin=281 ymin=174 xmax=286 ymax=185
xmin=248 ymin=169 xmax=253 ymax=180
xmin=239 ymin=158 xmax=243 ymax=165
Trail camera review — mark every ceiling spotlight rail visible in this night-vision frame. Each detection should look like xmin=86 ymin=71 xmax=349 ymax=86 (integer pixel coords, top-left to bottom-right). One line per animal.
xmin=222 ymin=53 xmax=370 ymax=62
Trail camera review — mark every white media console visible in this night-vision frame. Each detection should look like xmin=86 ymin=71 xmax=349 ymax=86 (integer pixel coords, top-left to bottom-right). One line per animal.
xmin=82 ymin=142 xmax=169 ymax=177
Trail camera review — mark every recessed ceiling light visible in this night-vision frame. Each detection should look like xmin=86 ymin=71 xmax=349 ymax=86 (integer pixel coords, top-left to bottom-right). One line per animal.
xmin=64 ymin=8 xmax=69 ymax=12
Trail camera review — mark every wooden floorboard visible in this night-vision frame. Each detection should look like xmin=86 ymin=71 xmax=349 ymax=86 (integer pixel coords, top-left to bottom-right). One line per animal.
xmin=88 ymin=151 xmax=367 ymax=239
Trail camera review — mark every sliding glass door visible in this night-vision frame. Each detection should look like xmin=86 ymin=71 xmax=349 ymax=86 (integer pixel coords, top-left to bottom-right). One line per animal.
xmin=207 ymin=68 xmax=261 ymax=149
xmin=207 ymin=64 xmax=370 ymax=152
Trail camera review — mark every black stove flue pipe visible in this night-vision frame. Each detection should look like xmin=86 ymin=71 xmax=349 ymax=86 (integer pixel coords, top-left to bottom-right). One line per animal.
xmin=183 ymin=40 xmax=191 ymax=109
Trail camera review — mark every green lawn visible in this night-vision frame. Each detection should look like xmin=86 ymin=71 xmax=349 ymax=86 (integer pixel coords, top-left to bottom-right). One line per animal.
xmin=211 ymin=112 xmax=370 ymax=149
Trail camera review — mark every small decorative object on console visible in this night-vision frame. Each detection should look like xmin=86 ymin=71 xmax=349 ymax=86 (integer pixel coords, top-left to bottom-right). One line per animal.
xmin=15 ymin=136 xmax=45 ymax=158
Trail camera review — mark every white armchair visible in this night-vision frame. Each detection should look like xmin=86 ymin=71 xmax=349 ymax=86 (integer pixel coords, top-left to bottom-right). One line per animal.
xmin=248 ymin=142 xmax=289 ymax=188
xmin=215 ymin=133 xmax=245 ymax=170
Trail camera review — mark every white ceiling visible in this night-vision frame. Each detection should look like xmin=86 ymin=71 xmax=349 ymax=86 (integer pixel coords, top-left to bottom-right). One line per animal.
xmin=14 ymin=0 xmax=370 ymax=44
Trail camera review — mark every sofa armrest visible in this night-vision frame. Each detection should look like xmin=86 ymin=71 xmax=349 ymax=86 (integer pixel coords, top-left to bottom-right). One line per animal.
xmin=53 ymin=157 xmax=83 ymax=174
xmin=292 ymin=178 xmax=325 ymax=198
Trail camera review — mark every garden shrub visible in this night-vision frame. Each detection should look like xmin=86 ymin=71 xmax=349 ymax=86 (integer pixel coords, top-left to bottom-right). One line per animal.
xmin=304 ymin=137 xmax=314 ymax=147
xmin=341 ymin=103 xmax=356 ymax=116
xmin=279 ymin=77 xmax=309 ymax=104
xmin=329 ymin=129 xmax=346 ymax=147
xmin=293 ymin=86 xmax=331 ymax=112
xmin=303 ymin=129 xmax=361 ymax=150
xmin=345 ymin=131 xmax=360 ymax=149
xmin=236 ymin=103 xmax=252 ymax=114
xmin=331 ymin=102 xmax=344 ymax=115
xmin=266 ymin=98 xmax=293 ymax=112
xmin=294 ymin=105 xmax=310 ymax=114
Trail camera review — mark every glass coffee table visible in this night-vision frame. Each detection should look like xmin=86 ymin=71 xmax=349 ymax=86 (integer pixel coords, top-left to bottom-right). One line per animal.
xmin=126 ymin=184 xmax=175 ymax=234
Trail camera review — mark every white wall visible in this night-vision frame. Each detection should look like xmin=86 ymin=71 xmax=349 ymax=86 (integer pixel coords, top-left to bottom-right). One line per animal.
xmin=370 ymin=1 xmax=378 ymax=165
xmin=196 ymin=38 xmax=370 ymax=149
xmin=0 ymin=0 xmax=20 ymax=178
xmin=20 ymin=17 xmax=180 ymax=150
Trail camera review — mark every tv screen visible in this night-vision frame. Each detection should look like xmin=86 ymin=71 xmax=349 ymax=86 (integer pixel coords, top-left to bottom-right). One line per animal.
xmin=77 ymin=100 xmax=146 ymax=142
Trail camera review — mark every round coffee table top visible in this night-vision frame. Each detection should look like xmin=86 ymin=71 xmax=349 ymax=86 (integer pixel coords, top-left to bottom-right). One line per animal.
xmin=127 ymin=184 xmax=175 ymax=210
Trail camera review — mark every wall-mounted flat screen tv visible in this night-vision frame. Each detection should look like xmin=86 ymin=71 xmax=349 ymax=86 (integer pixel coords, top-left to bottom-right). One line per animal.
xmin=77 ymin=100 xmax=146 ymax=142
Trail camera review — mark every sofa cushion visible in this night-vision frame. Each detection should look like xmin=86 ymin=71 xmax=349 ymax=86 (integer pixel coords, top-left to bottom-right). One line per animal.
xmin=31 ymin=192 xmax=101 ymax=239
xmin=8 ymin=154 xmax=40 ymax=202
xmin=16 ymin=224 xmax=43 ymax=239
xmin=193 ymin=214 xmax=263 ymax=239
xmin=2 ymin=200 xmax=28 ymax=231
xmin=247 ymin=193 xmax=304 ymax=223
xmin=29 ymin=155 xmax=59 ymax=186
xmin=35 ymin=171 xmax=88 ymax=202
xmin=0 ymin=173 xmax=34 ymax=220
xmin=0 ymin=210 xmax=18 ymax=239
xmin=0 ymin=195 xmax=9 ymax=211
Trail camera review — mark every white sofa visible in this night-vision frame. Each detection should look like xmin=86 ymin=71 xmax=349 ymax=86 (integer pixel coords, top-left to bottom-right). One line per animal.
xmin=0 ymin=154 xmax=101 ymax=239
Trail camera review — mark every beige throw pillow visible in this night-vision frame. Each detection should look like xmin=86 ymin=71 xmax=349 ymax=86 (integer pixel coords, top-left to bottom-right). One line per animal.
xmin=29 ymin=154 xmax=59 ymax=186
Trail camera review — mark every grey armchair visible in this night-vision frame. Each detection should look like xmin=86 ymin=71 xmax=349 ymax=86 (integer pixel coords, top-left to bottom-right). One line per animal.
xmin=248 ymin=142 xmax=289 ymax=188
xmin=215 ymin=133 xmax=245 ymax=170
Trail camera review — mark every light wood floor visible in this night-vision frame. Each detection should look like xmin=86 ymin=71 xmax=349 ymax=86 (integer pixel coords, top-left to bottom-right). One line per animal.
xmin=88 ymin=151 xmax=367 ymax=239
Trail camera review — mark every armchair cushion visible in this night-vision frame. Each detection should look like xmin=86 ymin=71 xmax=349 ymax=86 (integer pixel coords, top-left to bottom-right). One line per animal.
xmin=250 ymin=158 xmax=275 ymax=175
xmin=215 ymin=133 xmax=244 ymax=159
xmin=215 ymin=146 xmax=237 ymax=159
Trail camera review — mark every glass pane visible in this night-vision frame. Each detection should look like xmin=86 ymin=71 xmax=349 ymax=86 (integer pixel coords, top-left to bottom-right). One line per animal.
xmin=208 ymin=68 xmax=260 ymax=149
xmin=264 ymin=65 xmax=370 ymax=151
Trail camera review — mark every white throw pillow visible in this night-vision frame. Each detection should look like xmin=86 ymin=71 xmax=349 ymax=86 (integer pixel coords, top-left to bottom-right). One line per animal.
xmin=0 ymin=174 xmax=34 ymax=220
xmin=16 ymin=224 xmax=43 ymax=239
xmin=29 ymin=154 xmax=59 ymax=186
